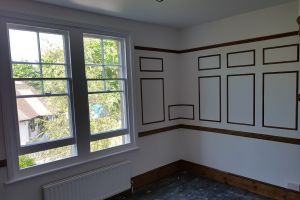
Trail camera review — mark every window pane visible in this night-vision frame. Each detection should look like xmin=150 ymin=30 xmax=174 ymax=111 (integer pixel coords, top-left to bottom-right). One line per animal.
xmin=87 ymin=80 xmax=123 ymax=93
xmin=9 ymin=29 xmax=39 ymax=62
xmin=17 ymin=96 xmax=72 ymax=146
xmin=12 ymin=60 xmax=67 ymax=80
xmin=83 ymin=37 xmax=102 ymax=64
xmin=87 ymin=80 xmax=105 ymax=93
xmin=88 ymin=93 xmax=126 ymax=134
xmin=12 ymin=64 xmax=40 ymax=79
xmin=106 ymin=80 xmax=123 ymax=91
xmin=40 ymin=33 xmax=66 ymax=64
xmin=15 ymin=81 xmax=42 ymax=96
xmin=15 ymin=80 xmax=68 ymax=96
xmin=19 ymin=145 xmax=76 ymax=169
xmin=42 ymin=65 xmax=67 ymax=78
xmin=90 ymin=135 xmax=129 ymax=152
xmin=105 ymin=66 xmax=122 ymax=79
xmin=43 ymin=80 xmax=68 ymax=95
xmin=85 ymin=66 xmax=104 ymax=79
xmin=103 ymin=39 xmax=120 ymax=65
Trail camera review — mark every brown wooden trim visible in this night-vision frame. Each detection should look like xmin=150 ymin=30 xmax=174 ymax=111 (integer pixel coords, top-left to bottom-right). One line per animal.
xmin=181 ymin=31 xmax=298 ymax=53
xmin=139 ymin=57 xmax=164 ymax=72
xmin=131 ymin=160 xmax=300 ymax=199
xmin=182 ymin=124 xmax=300 ymax=145
xmin=198 ymin=75 xmax=222 ymax=122
xmin=262 ymin=71 xmax=299 ymax=130
xmin=0 ymin=159 xmax=7 ymax=168
xmin=181 ymin=160 xmax=300 ymax=200
xmin=263 ymin=44 xmax=299 ymax=65
xmin=140 ymin=78 xmax=166 ymax=125
xmin=198 ymin=54 xmax=221 ymax=71
xmin=131 ymin=160 xmax=182 ymax=190
xmin=138 ymin=124 xmax=300 ymax=145
xmin=135 ymin=46 xmax=180 ymax=54
xmin=227 ymin=49 xmax=256 ymax=68
xmin=138 ymin=125 xmax=181 ymax=137
xmin=168 ymin=104 xmax=195 ymax=121
xmin=135 ymin=31 xmax=298 ymax=54
xmin=227 ymin=74 xmax=255 ymax=126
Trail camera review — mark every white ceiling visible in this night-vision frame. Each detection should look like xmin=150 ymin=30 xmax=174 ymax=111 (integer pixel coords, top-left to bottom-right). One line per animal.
xmin=36 ymin=0 xmax=294 ymax=28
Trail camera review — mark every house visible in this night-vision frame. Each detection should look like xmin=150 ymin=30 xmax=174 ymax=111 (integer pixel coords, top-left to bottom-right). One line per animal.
xmin=0 ymin=0 xmax=300 ymax=200
xmin=15 ymin=81 xmax=52 ymax=145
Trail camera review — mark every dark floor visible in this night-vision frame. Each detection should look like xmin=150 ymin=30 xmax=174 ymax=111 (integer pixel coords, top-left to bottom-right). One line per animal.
xmin=114 ymin=172 xmax=270 ymax=200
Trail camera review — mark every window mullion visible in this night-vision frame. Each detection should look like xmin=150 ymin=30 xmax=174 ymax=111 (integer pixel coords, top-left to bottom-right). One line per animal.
xmin=69 ymin=31 xmax=91 ymax=157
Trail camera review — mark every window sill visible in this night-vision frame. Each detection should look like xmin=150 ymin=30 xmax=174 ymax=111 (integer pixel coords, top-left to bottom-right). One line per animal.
xmin=5 ymin=145 xmax=140 ymax=185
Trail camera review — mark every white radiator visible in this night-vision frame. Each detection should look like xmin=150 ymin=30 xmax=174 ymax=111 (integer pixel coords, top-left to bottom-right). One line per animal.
xmin=43 ymin=161 xmax=132 ymax=200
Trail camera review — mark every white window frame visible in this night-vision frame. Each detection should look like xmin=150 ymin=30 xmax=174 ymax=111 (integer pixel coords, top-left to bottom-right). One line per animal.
xmin=8 ymin=23 xmax=77 ymax=156
xmin=0 ymin=14 xmax=137 ymax=183
xmin=83 ymin=33 xmax=130 ymax=144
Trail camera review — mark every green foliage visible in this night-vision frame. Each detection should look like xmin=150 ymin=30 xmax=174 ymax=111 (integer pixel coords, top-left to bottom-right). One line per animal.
xmin=103 ymin=39 xmax=120 ymax=65
xmin=84 ymin=37 xmax=102 ymax=64
xmin=19 ymin=155 xmax=36 ymax=169
xmin=17 ymin=36 xmax=125 ymax=168
xmin=12 ymin=64 xmax=40 ymax=78
xmin=84 ymin=37 xmax=124 ymax=152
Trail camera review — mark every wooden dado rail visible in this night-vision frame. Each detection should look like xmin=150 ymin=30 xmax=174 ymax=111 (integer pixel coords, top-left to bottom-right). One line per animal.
xmin=131 ymin=160 xmax=300 ymax=200
xmin=135 ymin=31 xmax=298 ymax=53
xmin=139 ymin=124 xmax=300 ymax=145
xmin=2 ymin=123 xmax=298 ymax=169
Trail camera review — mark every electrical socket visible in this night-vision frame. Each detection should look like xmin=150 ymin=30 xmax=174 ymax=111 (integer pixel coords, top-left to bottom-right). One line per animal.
xmin=287 ymin=182 xmax=300 ymax=192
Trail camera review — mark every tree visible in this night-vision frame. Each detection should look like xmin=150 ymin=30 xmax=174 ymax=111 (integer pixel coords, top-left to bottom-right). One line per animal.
xmin=19 ymin=155 xmax=35 ymax=169
xmin=17 ymin=36 xmax=124 ymax=168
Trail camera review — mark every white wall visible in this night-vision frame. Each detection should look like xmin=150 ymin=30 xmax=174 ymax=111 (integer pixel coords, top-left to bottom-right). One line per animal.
xmin=1 ymin=130 xmax=181 ymax=200
xmin=0 ymin=0 xmax=299 ymax=199
xmin=178 ymin=0 xmax=300 ymax=189
xmin=179 ymin=1 xmax=298 ymax=49
xmin=0 ymin=0 xmax=180 ymax=50
xmin=179 ymin=130 xmax=300 ymax=188
xmin=0 ymin=1 xmax=181 ymax=200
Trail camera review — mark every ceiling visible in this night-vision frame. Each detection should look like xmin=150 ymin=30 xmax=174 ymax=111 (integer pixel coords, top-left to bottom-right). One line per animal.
xmin=36 ymin=0 xmax=294 ymax=28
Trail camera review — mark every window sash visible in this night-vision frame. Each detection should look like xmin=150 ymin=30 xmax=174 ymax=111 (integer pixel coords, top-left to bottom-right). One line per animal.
xmin=12 ymin=61 xmax=67 ymax=66
xmin=19 ymin=137 xmax=75 ymax=155
xmin=85 ymin=64 xmax=121 ymax=67
xmin=90 ymin=129 xmax=128 ymax=142
xmin=0 ymin=16 xmax=135 ymax=181
xmin=8 ymin=24 xmax=75 ymax=153
xmin=14 ymin=78 xmax=71 ymax=97
xmin=84 ymin=34 xmax=129 ymax=138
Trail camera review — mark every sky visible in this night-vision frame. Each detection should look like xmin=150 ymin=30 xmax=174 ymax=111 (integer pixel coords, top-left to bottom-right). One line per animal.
xmin=9 ymin=29 xmax=64 ymax=63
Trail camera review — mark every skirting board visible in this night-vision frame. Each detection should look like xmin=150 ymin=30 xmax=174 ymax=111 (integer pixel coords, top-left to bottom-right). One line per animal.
xmin=131 ymin=160 xmax=300 ymax=200
xmin=131 ymin=161 xmax=182 ymax=190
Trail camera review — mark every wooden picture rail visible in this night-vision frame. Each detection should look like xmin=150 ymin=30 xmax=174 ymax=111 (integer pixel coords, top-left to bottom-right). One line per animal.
xmin=135 ymin=31 xmax=298 ymax=54
xmin=131 ymin=160 xmax=300 ymax=200
xmin=139 ymin=124 xmax=300 ymax=145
